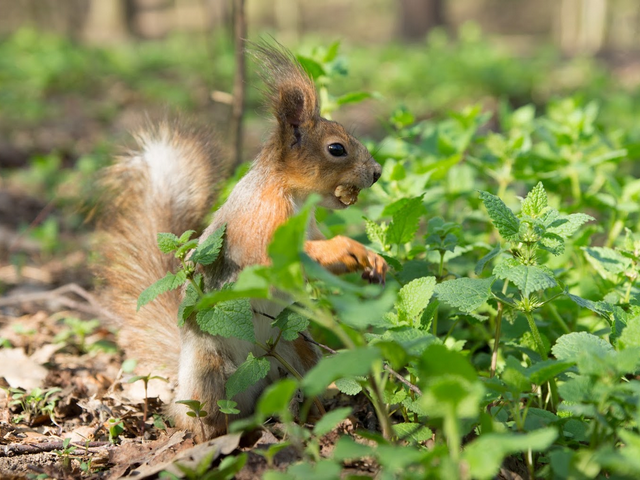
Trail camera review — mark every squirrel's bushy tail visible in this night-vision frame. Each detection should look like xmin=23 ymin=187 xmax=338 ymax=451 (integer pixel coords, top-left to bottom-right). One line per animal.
xmin=97 ymin=122 xmax=227 ymax=377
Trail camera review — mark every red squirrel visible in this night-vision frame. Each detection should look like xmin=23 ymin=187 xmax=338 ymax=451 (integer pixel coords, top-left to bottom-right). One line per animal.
xmin=98 ymin=42 xmax=387 ymax=439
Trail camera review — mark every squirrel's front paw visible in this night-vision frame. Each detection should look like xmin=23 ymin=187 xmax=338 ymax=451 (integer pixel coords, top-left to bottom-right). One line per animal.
xmin=361 ymin=250 xmax=388 ymax=285
xmin=306 ymin=236 xmax=387 ymax=284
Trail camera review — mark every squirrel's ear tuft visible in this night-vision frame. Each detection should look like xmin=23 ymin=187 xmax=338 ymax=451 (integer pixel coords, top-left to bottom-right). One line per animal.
xmin=249 ymin=39 xmax=319 ymax=129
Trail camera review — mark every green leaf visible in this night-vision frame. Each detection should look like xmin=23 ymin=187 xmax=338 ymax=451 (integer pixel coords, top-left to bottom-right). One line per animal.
xmin=365 ymin=218 xmax=387 ymax=250
xmin=493 ymin=263 xmax=557 ymax=297
xmin=334 ymin=377 xmax=363 ymax=395
xmin=272 ymin=308 xmax=309 ymax=341
xmin=434 ymin=277 xmax=494 ymax=314
xmin=336 ymin=91 xmax=373 ymax=106
xmin=257 ymin=378 xmax=298 ymax=417
xmin=396 ymin=276 xmax=436 ymax=323
xmin=313 ymin=407 xmax=351 ymax=437
xmin=137 ymin=270 xmax=187 ymax=310
xmin=479 ymin=191 xmax=520 ymax=240
xmin=475 ymin=245 xmax=502 ymax=275
xmin=330 ymin=288 xmax=397 ymax=330
xmin=217 ymin=399 xmax=240 ymax=415
xmin=392 ymin=423 xmax=433 ymax=443
xmin=583 ymin=246 xmax=631 ymax=280
xmin=296 ymin=55 xmax=325 ymax=79
xmin=179 ymin=230 xmax=196 ymax=243
xmin=157 ymin=232 xmax=180 ymax=254
xmin=387 ymin=195 xmax=425 ymax=245
xmin=618 ymin=315 xmax=640 ymax=349
xmin=463 ymin=428 xmax=558 ymax=480
xmin=547 ymin=214 xmax=594 ymax=239
xmin=225 ymin=353 xmax=271 ymax=400
xmin=177 ymin=276 xmax=201 ymax=326
xmin=419 ymin=344 xmax=477 ymax=382
xmin=196 ymin=298 xmax=255 ymax=342
xmin=551 ymin=332 xmax=613 ymax=361
xmin=191 ymin=224 xmax=225 ymax=266
xmin=302 ymin=348 xmax=381 ymax=397
xmin=525 ymin=359 xmax=575 ymax=384
xmin=521 ymin=182 xmax=548 ymax=218
xmin=323 ymin=41 xmax=340 ymax=62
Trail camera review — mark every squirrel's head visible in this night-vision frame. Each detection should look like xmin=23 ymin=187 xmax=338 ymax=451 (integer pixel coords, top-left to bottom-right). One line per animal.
xmin=252 ymin=41 xmax=382 ymax=210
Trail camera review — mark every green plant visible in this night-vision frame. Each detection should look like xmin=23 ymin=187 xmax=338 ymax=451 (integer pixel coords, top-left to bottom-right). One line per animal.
xmin=4 ymin=386 xmax=62 ymax=425
xmin=127 ymin=373 xmax=168 ymax=433
xmin=175 ymin=399 xmax=209 ymax=442
xmin=106 ymin=417 xmax=125 ymax=444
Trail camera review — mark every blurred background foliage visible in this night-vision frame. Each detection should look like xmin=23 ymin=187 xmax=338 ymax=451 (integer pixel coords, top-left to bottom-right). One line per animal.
xmin=1 ymin=0 xmax=640 ymax=278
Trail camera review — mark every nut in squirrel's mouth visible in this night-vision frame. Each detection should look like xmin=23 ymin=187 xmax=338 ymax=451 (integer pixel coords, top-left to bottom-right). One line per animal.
xmin=334 ymin=184 xmax=361 ymax=206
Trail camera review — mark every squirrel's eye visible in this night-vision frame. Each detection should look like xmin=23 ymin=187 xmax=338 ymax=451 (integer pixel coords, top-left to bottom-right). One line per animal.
xmin=327 ymin=143 xmax=347 ymax=157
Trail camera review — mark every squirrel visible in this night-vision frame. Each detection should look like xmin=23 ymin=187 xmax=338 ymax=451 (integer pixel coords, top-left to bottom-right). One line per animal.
xmin=97 ymin=41 xmax=387 ymax=439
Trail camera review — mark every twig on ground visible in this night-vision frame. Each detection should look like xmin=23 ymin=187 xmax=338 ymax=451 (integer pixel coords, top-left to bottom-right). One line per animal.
xmin=0 ymin=441 xmax=110 ymax=457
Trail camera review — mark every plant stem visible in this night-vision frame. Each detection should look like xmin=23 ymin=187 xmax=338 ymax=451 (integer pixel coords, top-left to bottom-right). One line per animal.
xmin=546 ymin=303 xmax=571 ymax=334
xmin=524 ymin=311 xmax=547 ymax=360
xmin=490 ymin=302 xmax=504 ymax=378
xmin=256 ymin=341 xmax=326 ymax=416
xmin=438 ymin=250 xmax=445 ymax=280
xmin=367 ymin=374 xmax=393 ymax=441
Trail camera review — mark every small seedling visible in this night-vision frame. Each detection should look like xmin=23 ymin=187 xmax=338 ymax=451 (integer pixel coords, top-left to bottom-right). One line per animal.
xmin=54 ymin=438 xmax=77 ymax=471
xmin=54 ymin=317 xmax=100 ymax=354
xmin=127 ymin=373 xmax=168 ymax=435
xmin=106 ymin=417 xmax=125 ymax=444
xmin=4 ymin=386 xmax=61 ymax=425
xmin=175 ymin=399 xmax=208 ymax=441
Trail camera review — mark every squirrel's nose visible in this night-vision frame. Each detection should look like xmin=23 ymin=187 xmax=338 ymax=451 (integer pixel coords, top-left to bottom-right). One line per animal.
xmin=372 ymin=164 xmax=382 ymax=184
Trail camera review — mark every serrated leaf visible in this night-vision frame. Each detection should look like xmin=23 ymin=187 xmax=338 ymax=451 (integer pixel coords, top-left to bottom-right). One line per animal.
xmin=547 ymin=213 xmax=594 ymax=239
xmin=196 ymin=298 xmax=255 ymax=342
xmin=387 ymin=196 xmax=425 ymax=245
xmin=330 ymin=288 xmax=397 ymax=329
xmin=191 ymin=224 xmax=226 ymax=266
xmin=618 ymin=316 xmax=640 ymax=349
xmin=566 ymin=293 xmax=613 ymax=319
xmin=177 ymin=275 xmax=201 ymax=326
xmin=396 ymin=276 xmax=436 ymax=322
xmin=463 ymin=428 xmax=558 ymax=480
xmin=313 ymin=407 xmax=351 ymax=436
xmin=179 ymin=230 xmax=196 ymax=243
xmin=334 ymin=377 xmax=363 ymax=395
xmin=493 ymin=263 xmax=557 ymax=297
xmin=225 ymin=353 xmax=270 ymax=400
xmin=393 ymin=423 xmax=433 ymax=443
xmin=521 ymin=182 xmax=548 ymax=218
xmin=552 ymin=332 xmax=613 ymax=361
xmin=475 ymin=245 xmax=502 ymax=275
xmin=365 ymin=218 xmax=387 ymax=250
xmin=539 ymin=232 xmax=565 ymax=255
xmin=137 ymin=270 xmax=187 ymax=310
xmin=157 ymin=232 xmax=180 ymax=254
xmin=302 ymin=348 xmax=381 ymax=397
xmin=434 ymin=277 xmax=494 ymax=314
xmin=583 ymin=246 xmax=631 ymax=280
xmin=272 ymin=308 xmax=309 ymax=341
xmin=479 ymin=191 xmax=520 ymax=240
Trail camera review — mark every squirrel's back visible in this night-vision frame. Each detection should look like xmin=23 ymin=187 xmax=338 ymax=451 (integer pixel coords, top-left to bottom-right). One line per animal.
xmin=97 ymin=121 xmax=227 ymax=377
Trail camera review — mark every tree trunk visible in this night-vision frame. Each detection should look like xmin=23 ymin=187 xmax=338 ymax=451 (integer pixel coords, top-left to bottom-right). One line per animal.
xmin=398 ymin=0 xmax=445 ymax=41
